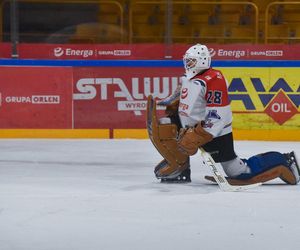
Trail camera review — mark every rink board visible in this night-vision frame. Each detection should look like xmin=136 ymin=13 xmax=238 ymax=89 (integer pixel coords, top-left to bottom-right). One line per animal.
xmin=0 ymin=59 xmax=299 ymax=140
xmin=2 ymin=43 xmax=300 ymax=60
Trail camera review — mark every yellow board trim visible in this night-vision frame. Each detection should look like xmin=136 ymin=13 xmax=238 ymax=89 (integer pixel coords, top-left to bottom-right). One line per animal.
xmin=114 ymin=129 xmax=300 ymax=141
xmin=113 ymin=129 xmax=300 ymax=141
xmin=0 ymin=129 xmax=110 ymax=139
xmin=233 ymin=129 xmax=300 ymax=141
xmin=113 ymin=129 xmax=148 ymax=139
xmin=0 ymin=129 xmax=299 ymax=141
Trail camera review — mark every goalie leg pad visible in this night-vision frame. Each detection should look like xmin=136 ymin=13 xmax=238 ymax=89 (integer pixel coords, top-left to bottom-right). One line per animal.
xmin=245 ymin=151 xmax=288 ymax=174
xmin=147 ymin=95 xmax=189 ymax=179
xmin=205 ymin=166 xmax=293 ymax=185
xmin=205 ymin=151 xmax=300 ymax=185
xmin=244 ymin=151 xmax=299 ymax=184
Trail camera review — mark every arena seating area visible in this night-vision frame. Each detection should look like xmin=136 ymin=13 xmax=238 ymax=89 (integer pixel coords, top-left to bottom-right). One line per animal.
xmin=128 ymin=0 xmax=300 ymax=44
xmin=1 ymin=0 xmax=300 ymax=44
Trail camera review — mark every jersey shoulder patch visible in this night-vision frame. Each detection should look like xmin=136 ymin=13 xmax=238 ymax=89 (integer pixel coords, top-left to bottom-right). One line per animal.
xmin=192 ymin=68 xmax=221 ymax=84
xmin=192 ymin=78 xmax=206 ymax=87
xmin=203 ymin=68 xmax=223 ymax=81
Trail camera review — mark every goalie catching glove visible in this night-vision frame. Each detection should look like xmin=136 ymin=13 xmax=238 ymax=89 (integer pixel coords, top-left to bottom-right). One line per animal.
xmin=177 ymin=123 xmax=213 ymax=156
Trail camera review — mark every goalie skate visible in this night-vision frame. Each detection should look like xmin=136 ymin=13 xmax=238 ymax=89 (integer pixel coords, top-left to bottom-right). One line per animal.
xmin=284 ymin=151 xmax=300 ymax=184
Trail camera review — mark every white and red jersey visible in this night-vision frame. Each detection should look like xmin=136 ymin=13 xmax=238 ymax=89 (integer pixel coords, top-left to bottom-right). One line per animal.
xmin=178 ymin=68 xmax=232 ymax=138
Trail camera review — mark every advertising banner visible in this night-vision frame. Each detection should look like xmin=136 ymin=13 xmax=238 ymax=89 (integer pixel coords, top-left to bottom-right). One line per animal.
xmin=220 ymin=67 xmax=300 ymax=130
xmin=73 ymin=67 xmax=182 ymax=129
xmin=73 ymin=66 xmax=300 ymax=131
xmin=0 ymin=67 xmax=73 ymax=128
xmin=8 ymin=43 xmax=300 ymax=60
xmin=0 ymin=62 xmax=299 ymax=139
xmin=15 ymin=44 xmax=163 ymax=60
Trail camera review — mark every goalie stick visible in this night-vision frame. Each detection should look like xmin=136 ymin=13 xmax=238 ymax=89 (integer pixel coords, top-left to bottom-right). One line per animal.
xmin=200 ymin=148 xmax=262 ymax=192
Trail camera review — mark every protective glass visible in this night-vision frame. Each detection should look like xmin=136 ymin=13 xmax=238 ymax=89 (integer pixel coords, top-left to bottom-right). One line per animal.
xmin=183 ymin=56 xmax=197 ymax=70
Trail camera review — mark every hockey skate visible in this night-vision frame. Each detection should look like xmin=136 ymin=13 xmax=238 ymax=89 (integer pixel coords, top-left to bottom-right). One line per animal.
xmin=160 ymin=168 xmax=191 ymax=183
xmin=284 ymin=151 xmax=300 ymax=184
xmin=154 ymin=159 xmax=191 ymax=183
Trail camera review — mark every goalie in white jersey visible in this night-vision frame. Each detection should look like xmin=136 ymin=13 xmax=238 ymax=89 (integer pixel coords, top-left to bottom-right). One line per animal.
xmin=152 ymin=44 xmax=300 ymax=185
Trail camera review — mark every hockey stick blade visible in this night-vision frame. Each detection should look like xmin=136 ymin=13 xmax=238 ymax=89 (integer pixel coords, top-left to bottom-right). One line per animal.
xmin=200 ymin=148 xmax=262 ymax=192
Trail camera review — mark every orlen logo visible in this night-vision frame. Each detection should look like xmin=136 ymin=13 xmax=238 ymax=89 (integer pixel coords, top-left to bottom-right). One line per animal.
xmin=73 ymin=77 xmax=179 ymax=115
xmin=181 ymin=88 xmax=188 ymax=99
xmin=264 ymin=90 xmax=298 ymax=125
xmin=113 ymin=50 xmax=131 ymax=56
xmin=54 ymin=47 xmax=64 ymax=57
xmin=5 ymin=95 xmax=60 ymax=104
xmin=228 ymin=78 xmax=300 ymax=125
xmin=266 ymin=50 xmax=283 ymax=57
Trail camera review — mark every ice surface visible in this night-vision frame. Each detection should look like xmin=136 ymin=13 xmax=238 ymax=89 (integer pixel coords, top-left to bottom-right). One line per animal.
xmin=0 ymin=139 xmax=299 ymax=250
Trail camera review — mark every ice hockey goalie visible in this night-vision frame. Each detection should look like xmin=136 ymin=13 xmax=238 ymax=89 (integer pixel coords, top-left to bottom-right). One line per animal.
xmin=146 ymin=43 xmax=300 ymax=186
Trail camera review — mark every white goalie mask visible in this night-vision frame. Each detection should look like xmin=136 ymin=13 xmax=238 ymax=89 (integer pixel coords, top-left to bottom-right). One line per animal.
xmin=183 ymin=44 xmax=211 ymax=79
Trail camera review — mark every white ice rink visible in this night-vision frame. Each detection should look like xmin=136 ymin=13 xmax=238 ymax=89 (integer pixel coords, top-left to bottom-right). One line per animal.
xmin=0 ymin=139 xmax=300 ymax=250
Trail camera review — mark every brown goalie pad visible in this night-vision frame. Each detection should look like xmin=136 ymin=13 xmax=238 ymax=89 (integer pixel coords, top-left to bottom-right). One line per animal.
xmin=147 ymin=95 xmax=189 ymax=178
xmin=205 ymin=165 xmax=298 ymax=185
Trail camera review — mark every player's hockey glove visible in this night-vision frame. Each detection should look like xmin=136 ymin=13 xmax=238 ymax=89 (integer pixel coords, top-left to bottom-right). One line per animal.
xmin=177 ymin=123 xmax=213 ymax=156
